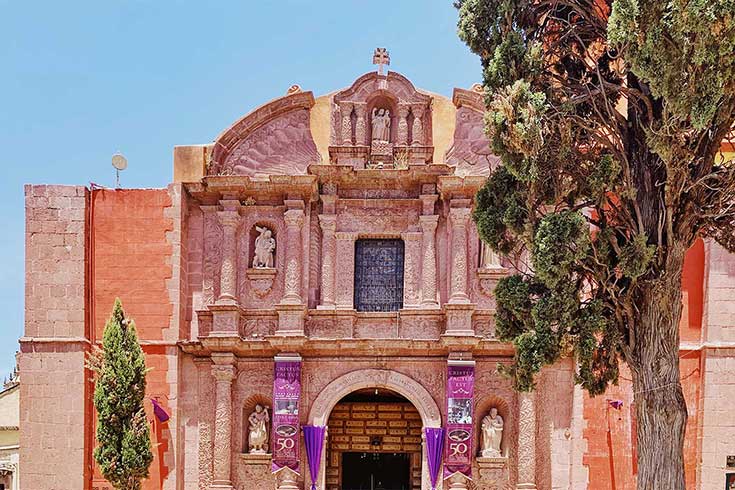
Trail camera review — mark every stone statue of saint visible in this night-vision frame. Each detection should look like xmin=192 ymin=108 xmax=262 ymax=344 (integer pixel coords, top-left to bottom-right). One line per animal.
xmin=481 ymin=407 xmax=504 ymax=457
xmin=248 ymin=404 xmax=270 ymax=453
xmin=253 ymin=226 xmax=275 ymax=268
xmin=371 ymin=108 xmax=391 ymax=142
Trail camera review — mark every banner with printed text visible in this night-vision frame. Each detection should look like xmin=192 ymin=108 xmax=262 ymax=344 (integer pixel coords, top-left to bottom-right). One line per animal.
xmin=444 ymin=361 xmax=475 ymax=479
xmin=271 ymin=357 xmax=302 ymax=474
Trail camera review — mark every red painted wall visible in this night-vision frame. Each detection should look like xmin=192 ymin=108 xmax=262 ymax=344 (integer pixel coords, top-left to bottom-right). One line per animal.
xmin=89 ymin=189 xmax=174 ymax=490
xmin=582 ymin=240 xmax=705 ymax=488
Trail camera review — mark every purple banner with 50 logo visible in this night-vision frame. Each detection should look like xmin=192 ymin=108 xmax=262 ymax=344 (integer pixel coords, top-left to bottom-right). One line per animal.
xmin=271 ymin=355 xmax=302 ymax=474
xmin=444 ymin=360 xmax=475 ymax=479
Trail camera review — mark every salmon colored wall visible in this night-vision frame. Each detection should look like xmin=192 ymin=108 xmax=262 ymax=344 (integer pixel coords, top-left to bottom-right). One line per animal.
xmin=89 ymin=189 xmax=175 ymax=490
xmin=582 ymin=241 xmax=705 ymax=489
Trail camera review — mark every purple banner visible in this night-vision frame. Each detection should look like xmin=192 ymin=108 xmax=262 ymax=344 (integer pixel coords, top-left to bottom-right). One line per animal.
xmin=425 ymin=427 xmax=445 ymax=490
xmin=444 ymin=361 xmax=475 ymax=479
xmin=271 ymin=356 xmax=302 ymax=474
xmin=303 ymin=425 xmax=326 ymax=490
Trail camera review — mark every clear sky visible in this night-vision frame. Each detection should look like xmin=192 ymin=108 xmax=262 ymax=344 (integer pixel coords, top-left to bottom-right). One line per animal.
xmin=0 ymin=1 xmax=481 ymax=379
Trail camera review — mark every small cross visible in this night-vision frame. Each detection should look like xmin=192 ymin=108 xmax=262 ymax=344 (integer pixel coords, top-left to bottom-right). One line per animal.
xmin=373 ymin=47 xmax=390 ymax=75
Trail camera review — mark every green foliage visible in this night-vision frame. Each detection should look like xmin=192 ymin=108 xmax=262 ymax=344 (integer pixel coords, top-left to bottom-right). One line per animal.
xmin=608 ymin=0 xmax=735 ymax=129
xmin=456 ymin=0 xmax=735 ymax=399
xmin=92 ymin=299 xmax=152 ymax=490
xmin=473 ymin=166 xmax=528 ymax=254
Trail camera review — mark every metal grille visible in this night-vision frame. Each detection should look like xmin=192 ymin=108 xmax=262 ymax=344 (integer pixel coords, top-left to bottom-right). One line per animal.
xmin=354 ymin=239 xmax=405 ymax=312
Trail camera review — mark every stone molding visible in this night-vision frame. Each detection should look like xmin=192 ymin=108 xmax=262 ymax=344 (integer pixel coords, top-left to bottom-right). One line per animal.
xmin=308 ymin=368 xmax=441 ymax=427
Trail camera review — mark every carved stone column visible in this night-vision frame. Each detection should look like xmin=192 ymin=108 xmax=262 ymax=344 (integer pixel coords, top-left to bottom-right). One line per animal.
xmin=280 ymin=201 xmax=305 ymax=305
xmin=318 ymin=214 xmax=337 ymax=308
xmin=397 ymin=104 xmax=410 ymax=146
xmin=411 ymin=104 xmax=425 ymax=146
xmin=340 ymin=102 xmax=353 ymax=145
xmin=449 ymin=204 xmax=471 ymax=304
xmin=210 ymin=354 xmax=236 ymax=490
xmin=517 ymin=392 xmax=537 ymax=489
xmin=419 ymin=215 xmax=439 ymax=307
xmin=401 ymin=232 xmax=423 ymax=308
xmin=354 ymin=103 xmax=367 ymax=146
xmin=217 ymin=200 xmax=241 ymax=305
xmin=335 ymin=232 xmax=357 ymax=309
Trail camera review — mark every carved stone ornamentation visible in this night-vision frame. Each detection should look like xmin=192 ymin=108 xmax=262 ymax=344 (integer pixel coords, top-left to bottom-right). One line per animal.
xmin=280 ymin=205 xmax=305 ymax=305
xmin=252 ymin=226 xmax=276 ymax=269
xmin=411 ymin=104 xmax=425 ymax=146
xmin=517 ymin=392 xmax=537 ymax=489
xmin=481 ymin=407 xmax=504 ymax=457
xmin=319 ymin=215 xmax=337 ymax=307
xmin=449 ymin=205 xmax=471 ymax=304
xmin=419 ymin=215 xmax=439 ymax=307
xmin=245 ymin=268 xmax=277 ymax=298
xmin=217 ymin=203 xmax=241 ymax=305
xmin=340 ymin=102 xmax=354 ymax=145
xmin=397 ymin=104 xmax=410 ymax=145
xmin=211 ymin=359 xmax=236 ymax=489
xmin=247 ymin=404 xmax=270 ymax=454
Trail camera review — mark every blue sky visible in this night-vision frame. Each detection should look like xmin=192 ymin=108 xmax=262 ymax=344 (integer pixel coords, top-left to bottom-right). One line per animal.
xmin=0 ymin=1 xmax=481 ymax=378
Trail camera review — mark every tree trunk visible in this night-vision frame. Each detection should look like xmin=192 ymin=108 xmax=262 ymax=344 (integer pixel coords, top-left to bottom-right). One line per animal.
xmin=630 ymin=245 xmax=688 ymax=490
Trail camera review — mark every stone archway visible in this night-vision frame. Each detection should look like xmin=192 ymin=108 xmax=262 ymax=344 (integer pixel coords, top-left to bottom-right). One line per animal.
xmin=308 ymin=369 xmax=442 ymax=490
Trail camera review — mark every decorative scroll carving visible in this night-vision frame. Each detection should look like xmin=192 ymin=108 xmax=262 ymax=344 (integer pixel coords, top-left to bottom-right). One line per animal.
xmin=281 ymin=206 xmax=305 ymax=305
xmin=212 ymin=362 xmax=236 ymax=485
xmin=449 ymin=206 xmax=472 ymax=303
xmin=419 ymin=216 xmax=439 ymax=307
xmin=198 ymin=362 xmax=215 ymax=489
xmin=411 ymin=104 xmax=425 ymax=146
xmin=203 ymin=207 xmax=223 ymax=305
xmin=218 ymin=206 xmax=241 ymax=303
xmin=319 ymin=215 xmax=337 ymax=307
xmin=517 ymin=392 xmax=537 ymax=488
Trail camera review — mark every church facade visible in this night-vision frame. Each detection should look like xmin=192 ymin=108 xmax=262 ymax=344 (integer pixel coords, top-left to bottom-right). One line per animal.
xmin=19 ymin=55 xmax=735 ymax=490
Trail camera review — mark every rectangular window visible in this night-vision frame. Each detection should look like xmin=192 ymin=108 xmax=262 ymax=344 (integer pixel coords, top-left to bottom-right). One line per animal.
xmin=354 ymin=239 xmax=404 ymax=312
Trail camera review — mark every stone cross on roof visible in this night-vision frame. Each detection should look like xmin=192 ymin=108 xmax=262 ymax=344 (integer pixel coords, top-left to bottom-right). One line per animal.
xmin=373 ymin=48 xmax=390 ymax=75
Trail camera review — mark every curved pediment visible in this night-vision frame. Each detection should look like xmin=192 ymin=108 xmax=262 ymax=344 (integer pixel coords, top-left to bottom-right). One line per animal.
xmin=208 ymin=90 xmax=320 ymax=176
xmin=333 ymin=71 xmax=432 ymax=106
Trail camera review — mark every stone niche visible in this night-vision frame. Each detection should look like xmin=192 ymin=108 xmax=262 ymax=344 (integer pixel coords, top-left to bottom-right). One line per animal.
xmin=475 ymin=395 xmax=511 ymax=489
xmin=329 ymin=71 xmax=433 ymax=169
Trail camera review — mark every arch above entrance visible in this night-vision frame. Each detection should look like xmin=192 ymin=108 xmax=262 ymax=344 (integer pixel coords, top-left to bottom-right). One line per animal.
xmin=308 ymin=368 xmax=441 ymax=427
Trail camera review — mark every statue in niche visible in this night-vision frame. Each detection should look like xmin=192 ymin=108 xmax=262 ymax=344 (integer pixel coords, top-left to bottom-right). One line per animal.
xmin=371 ymin=108 xmax=391 ymax=142
xmin=253 ymin=226 xmax=276 ymax=268
xmin=248 ymin=404 xmax=270 ymax=453
xmin=480 ymin=241 xmax=502 ymax=269
xmin=480 ymin=407 xmax=504 ymax=457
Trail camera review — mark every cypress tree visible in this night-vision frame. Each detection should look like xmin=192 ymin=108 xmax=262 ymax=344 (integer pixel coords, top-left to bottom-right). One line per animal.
xmin=91 ymin=298 xmax=153 ymax=490
xmin=456 ymin=0 xmax=735 ymax=487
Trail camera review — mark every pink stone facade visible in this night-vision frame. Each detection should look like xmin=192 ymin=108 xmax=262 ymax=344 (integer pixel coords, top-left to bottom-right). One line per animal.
xmin=20 ymin=68 xmax=735 ymax=490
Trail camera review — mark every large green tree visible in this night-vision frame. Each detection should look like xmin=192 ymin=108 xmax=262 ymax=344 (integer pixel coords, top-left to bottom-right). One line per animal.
xmin=456 ymin=0 xmax=735 ymax=488
xmin=90 ymin=299 xmax=153 ymax=490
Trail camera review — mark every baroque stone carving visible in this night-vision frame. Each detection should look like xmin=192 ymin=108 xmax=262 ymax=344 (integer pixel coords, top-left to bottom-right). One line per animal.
xmin=253 ymin=226 xmax=276 ymax=269
xmin=481 ymin=408 xmax=504 ymax=458
xmin=209 ymin=91 xmax=316 ymax=174
xmin=371 ymin=108 xmax=391 ymax=142
xmin=248 ymin=404 xmax=270 ymax=454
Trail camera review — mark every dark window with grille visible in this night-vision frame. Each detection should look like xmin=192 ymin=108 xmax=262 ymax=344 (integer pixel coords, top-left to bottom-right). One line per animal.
xmin=354 ymin=239 xmax=405 ymax=312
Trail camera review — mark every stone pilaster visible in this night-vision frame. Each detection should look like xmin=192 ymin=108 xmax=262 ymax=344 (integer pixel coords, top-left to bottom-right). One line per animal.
xmin=318 ymin=214 xmax=337 ymax=308
xmin=335 ymin=232 xmax=357 ymax=309
xmin=397 ymin=104 xmax=410 ymax=146
xmin=210 ymin=354 xmax=236 ymax=490
xmin=419 ymin=215 xmax=439 ymax=308
xmin=401 ymin=232 xmax=423 ymax=308
xmin=517 ymin=392 xmax=537 ymax=489
xmin=354 ymin=103 xmax=367 ymax=146
xmin=449 ymin=204 xmax=471 ymax=304
xmin=280 ymin=201 xmax=305 ymax=305
xmin=411 ymin=104 xmax=425 ymax=146
xmin=340 ymin=102 xmax=353 ymax=145
xmin=217 ymin=200 xmax=241 ymax=305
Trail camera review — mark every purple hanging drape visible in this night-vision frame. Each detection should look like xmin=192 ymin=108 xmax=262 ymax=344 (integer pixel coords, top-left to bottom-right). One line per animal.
xmin=425 ymin=427 xmax=445 ymax=490
xmin=303 ymin=425 xmax=326 ymax=490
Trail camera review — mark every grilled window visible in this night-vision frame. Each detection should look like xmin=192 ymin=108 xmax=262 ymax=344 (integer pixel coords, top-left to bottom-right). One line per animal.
xmin=354 ymin=239 xmax=404 ymax=312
